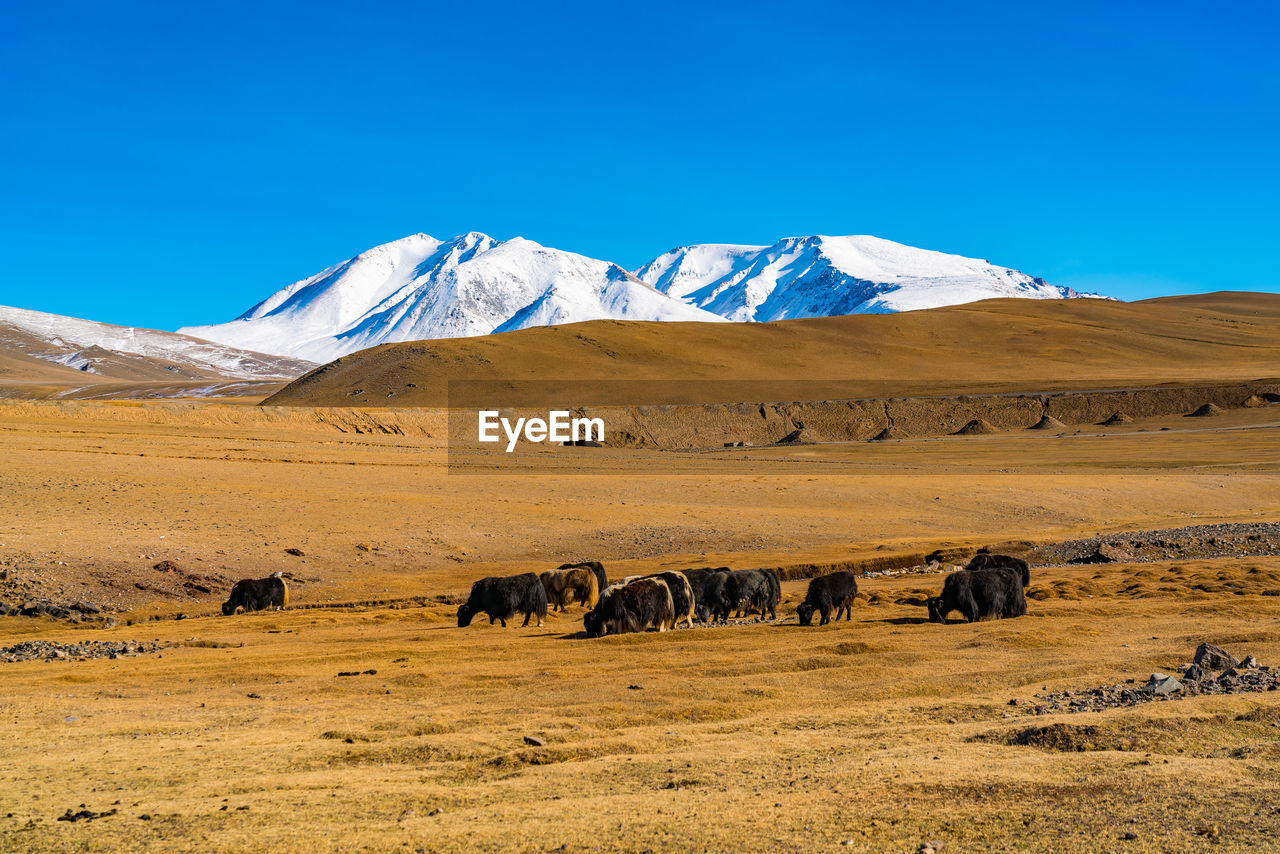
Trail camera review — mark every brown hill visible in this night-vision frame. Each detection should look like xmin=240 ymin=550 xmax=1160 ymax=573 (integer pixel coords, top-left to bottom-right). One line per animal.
xmin=264 ymin=293 xmax=1280 ymax=408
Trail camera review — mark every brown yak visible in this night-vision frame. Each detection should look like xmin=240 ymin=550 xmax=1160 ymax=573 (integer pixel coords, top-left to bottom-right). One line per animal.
xmin=538 ymin=566 xmax=600 ymax=612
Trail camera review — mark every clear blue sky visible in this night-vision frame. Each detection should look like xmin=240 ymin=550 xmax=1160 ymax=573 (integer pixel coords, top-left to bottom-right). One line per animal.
xmin=2 ymin=0 xmax=1277 ymax=330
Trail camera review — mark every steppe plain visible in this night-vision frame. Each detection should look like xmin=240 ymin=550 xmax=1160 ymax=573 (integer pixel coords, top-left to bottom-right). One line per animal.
xmin=1 ymin=294 xmax=1279 ymax=852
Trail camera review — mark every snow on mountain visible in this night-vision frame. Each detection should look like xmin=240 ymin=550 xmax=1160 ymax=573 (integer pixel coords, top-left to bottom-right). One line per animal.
xmin=633 ymin=243 xmax=764 ymax=303
xmin=179 ymin=231 xmax=1105 ymax=362
xmin=0 ymin=305 xmax=313 ymax=380
xmin=634 ymin=234 xmax=1103 ymax=321
xmin=180 ymin=233 xmax=727 ymax=362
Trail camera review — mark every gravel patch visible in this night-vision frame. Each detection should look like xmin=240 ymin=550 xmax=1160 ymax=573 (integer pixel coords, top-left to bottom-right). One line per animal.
xmin=1 ymin=640 xmax=175 ymax=663
xmin=1027 ymin=522 xmax=1280 ymax=567
xmin=1015 ymin=644 xmax=1279 ymax=715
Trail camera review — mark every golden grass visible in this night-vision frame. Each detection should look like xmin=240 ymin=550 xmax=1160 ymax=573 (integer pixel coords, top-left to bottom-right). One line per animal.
xmin=2 ymin=561 xmax=1280 ymax=852
xmin=0 ymin=378 xmax=1278 ymax=850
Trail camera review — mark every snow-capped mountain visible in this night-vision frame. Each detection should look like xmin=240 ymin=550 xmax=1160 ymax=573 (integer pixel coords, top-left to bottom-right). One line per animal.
xmin=180 ymin=232 xmax=726 ymax=362
xmin=180 ymin=231 xmax=1104 ymax=361
xmin=0 ymin=305 xmax=313 ymax=380
xmin=634 ymin=234 xmax=1099 ymax=321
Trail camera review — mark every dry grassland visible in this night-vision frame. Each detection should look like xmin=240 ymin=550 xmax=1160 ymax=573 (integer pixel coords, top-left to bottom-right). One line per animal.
xmin=3 ymin=561 xmax=1280 ymax=853
xmin=0 ymin=387 xmax=1277 ymax=851
xmin=0 ymin=400 xmax=1276 ymax=607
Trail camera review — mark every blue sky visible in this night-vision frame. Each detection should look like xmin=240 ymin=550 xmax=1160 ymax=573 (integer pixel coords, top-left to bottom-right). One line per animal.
xmin=2 ymin=0 xmax=1277 ymax=330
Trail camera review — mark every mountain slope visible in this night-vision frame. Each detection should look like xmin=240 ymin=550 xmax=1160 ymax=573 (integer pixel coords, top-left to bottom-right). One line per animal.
xmin=0 ymin=305 xmax=314 ymax=383
xmin=264 ymin=293 xmax=1280 ymax=408
xmin=634 ymin=234 xmax=1099 ymax=320
xmin=180 ymin=233 xmax=726 ymax=362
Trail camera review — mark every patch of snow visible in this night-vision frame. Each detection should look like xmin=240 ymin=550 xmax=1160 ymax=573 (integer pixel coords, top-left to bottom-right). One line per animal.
xmin=52 ymin=351 xmax=96 ymax=373
xmin=0 ymin=305 xmax=311 ymax=379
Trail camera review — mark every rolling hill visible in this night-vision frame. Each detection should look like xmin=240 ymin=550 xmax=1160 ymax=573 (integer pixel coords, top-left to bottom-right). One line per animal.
xmin=262 ymin=292 xmax=1280 ymax=407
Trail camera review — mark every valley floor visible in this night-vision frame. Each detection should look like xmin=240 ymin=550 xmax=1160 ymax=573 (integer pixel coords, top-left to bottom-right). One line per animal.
xmin=0 ymin=399 xmax=1277 ymax=851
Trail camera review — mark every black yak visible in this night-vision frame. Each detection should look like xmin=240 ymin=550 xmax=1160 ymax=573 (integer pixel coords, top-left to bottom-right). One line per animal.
xmin=222 ymin=575 xmax=288 ymax=615
xmin=928 ymin=568 xmax=1027 ymax=624
xmin=965 ymin=553 xmax=1031 ymax=587
xmin=457 ymin=573 xmax=548 ymax=628
xmin=681 ymin=567 xmax=727 ymax=621
xmin=583 ymin=578 xmax=674 ymax=637
xmin=760 ymin=569 xmax=781 ymax=619
xmin=796 ymin=571 xmax=859 ymax=626
xmin=726 ymin=569 xmax=778 ymax=620
xmin=690 ymin=569 xmax=734 ymax=622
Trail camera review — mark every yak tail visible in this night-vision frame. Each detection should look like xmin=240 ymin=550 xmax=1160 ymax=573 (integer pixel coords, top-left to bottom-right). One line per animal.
xmin=582 ymin=573 xmax=600 ymax=610
xmin=280 ymin=579 xmax=290 ymax=609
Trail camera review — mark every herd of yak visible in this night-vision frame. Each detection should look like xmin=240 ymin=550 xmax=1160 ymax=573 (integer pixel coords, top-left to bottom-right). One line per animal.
xmin=219 ymin=553 xmax=1032 ymax=636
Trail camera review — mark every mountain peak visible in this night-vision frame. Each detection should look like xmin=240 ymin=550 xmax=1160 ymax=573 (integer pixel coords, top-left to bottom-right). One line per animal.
xmin=635 ymin=234 xmax=1105 ymax=321
xmin=446 ymin=230 xmax=496 ymax=247
xmin=353 ymin=232 xmax=442 ymax=257
xmin=180 ymin=232 xmax=724 ymax=361
xmin=179 ymin=230 xmax=1105 ymax=361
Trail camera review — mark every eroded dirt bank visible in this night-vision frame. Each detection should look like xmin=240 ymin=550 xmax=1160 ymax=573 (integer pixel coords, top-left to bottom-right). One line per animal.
xmin=595 ymin=381 xmax=1280 ymax=448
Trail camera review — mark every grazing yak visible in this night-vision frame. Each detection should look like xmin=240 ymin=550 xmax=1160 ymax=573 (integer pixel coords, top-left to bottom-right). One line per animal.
xmin=222 ymin=574 xmax=288 ymax=615
xmin=645 ymin=571 xmax=696 ymax=629
xmin=928 ymin=567 xmax=1027 ymax=624
xmin=457 ymin=573 xmax=548 ymax=628
xmin=584 ymin=578 xmax=674 ymax=638
xmin=583 ymin=575 xmax=649 ymax=636
xmin=682 ymin=567 xmax=728 ymax=620
xmin=760 ymin=569 xmax=781 ymax=618
xmin=558 ymin=560 xmax=608 ymax=595
xmin=682 ymin=567 xmax=726 ymax=591
xmin=688 ymin=568 xmax=734 ymax=622
xmin=796 ymin=571 xmax=859 ymax=626
xmin=965 ymin=553 xmax=1031 ymax=587
xmin=726 ymin=569 xmax=779 ymax=620
xmin=539 ymin=566 xmax=600 ymax=612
